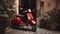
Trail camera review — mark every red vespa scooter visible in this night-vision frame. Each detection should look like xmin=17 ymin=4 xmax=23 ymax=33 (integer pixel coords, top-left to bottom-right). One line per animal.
xmin=11 ymin=9 xmax=36 ymax=32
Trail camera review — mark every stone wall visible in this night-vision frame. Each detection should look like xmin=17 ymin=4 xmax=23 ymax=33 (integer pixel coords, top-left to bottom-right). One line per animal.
xmin=44 ymin=0 xmax=56 ymax=13
xmin=37 ymin=0 xmax=56 ymax=17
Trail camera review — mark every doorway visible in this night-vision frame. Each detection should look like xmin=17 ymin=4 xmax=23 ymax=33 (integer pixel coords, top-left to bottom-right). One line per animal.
xmin=19 ymin=0 xmax=37 ymax=22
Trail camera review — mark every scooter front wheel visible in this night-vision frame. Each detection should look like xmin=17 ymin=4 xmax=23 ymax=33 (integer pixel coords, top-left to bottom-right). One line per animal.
xmin=32 ymin=24 xmax=36 ymax=32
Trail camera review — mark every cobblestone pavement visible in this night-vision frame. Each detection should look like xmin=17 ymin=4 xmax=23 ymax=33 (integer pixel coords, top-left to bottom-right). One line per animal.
xmin=5 ymin=27 xmax=60 ymax=34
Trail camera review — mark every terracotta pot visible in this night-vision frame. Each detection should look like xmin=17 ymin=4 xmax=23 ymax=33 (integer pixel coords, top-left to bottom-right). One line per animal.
xmin=50 ymin=24 xmax=56 ymax=31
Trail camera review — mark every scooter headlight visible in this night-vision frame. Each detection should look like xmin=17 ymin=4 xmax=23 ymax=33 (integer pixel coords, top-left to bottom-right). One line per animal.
xmin=32 ymin=20 xmax=36 ymax=24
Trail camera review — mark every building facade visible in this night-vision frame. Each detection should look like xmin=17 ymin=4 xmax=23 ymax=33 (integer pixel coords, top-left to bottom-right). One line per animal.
xmin=12 ymin=0 xmax=60 ymax=16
